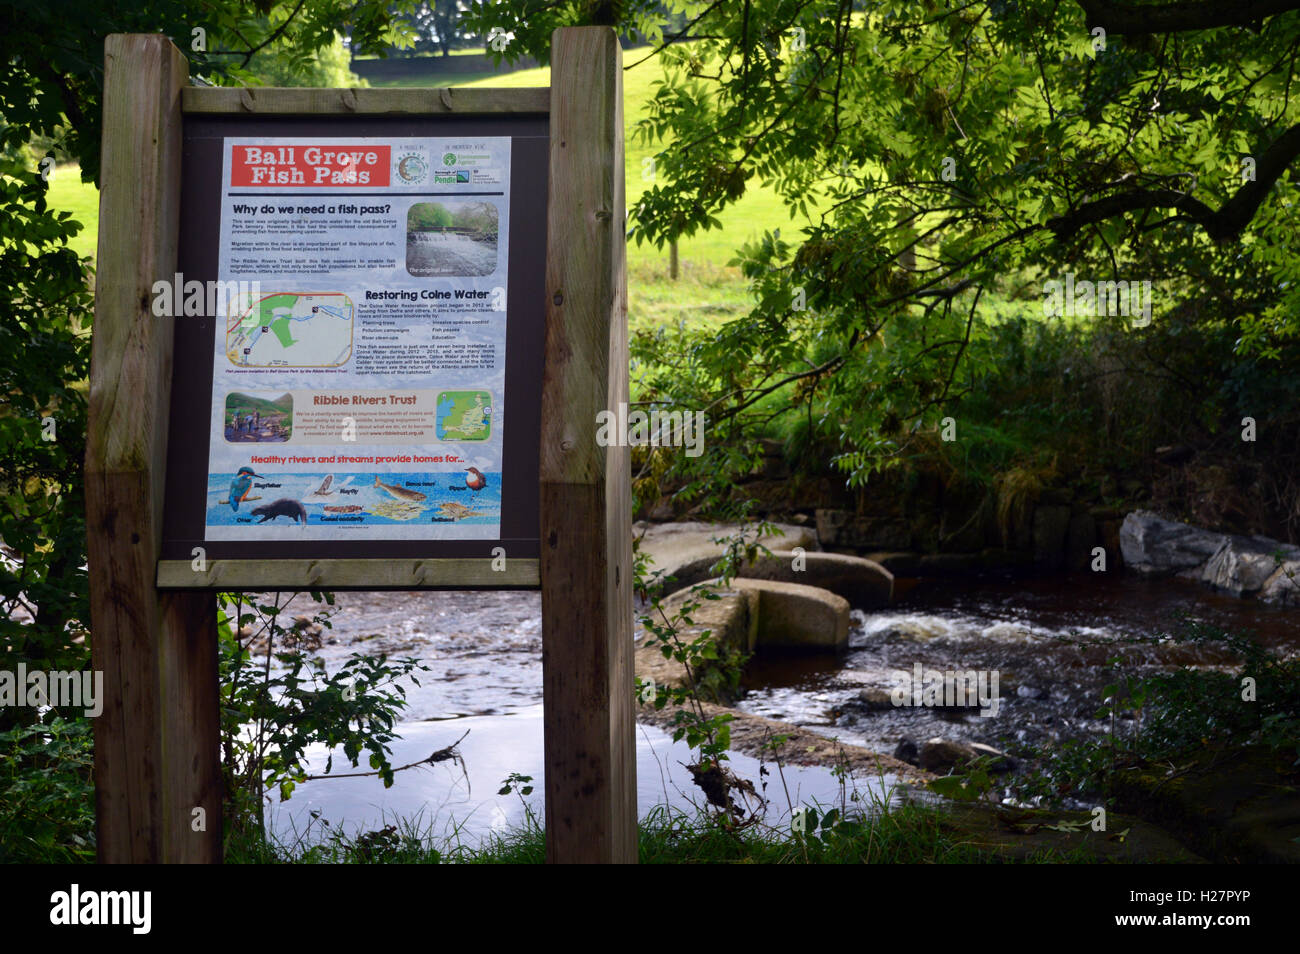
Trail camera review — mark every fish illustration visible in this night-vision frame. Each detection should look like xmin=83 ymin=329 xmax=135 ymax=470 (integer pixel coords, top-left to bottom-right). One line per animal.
xmin=436 ymin=501 xmax=486 ymax=520
xmin=251 ymin=498 xmax=308 ymax=526
xmin=373 ymin=475 xmax=427 ymax=502
xmin=368 ymin=500 xmax=425 ymax=521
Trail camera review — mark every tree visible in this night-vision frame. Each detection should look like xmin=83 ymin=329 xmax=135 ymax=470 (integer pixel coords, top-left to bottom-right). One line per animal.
xmin=391 ymin=1 xmax=470 ymax=57
xmin=463 ymin=0 xmax=1300 ymax=492
xmin=409 ymin=202 xmax=455 ymax=228
xmin=0 ymin=0 xmax=422 ymax=723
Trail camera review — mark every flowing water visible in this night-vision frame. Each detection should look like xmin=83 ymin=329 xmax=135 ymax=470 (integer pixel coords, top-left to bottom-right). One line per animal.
xmin=736 ymin=572 xmax=1298 ymax=756
xmin=405 ymin=232 xmax=497 ymax=277
xmin=261 ymin=571 xmax=1297 ymax=845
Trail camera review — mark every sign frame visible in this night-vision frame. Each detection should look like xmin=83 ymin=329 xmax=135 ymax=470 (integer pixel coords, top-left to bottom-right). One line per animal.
xmin=158 ymin=109 xmax=548 ymax=589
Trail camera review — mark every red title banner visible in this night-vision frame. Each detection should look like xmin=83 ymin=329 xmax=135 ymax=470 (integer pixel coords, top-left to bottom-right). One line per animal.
xmin=231 ymin=145 xmax=392 ymax=187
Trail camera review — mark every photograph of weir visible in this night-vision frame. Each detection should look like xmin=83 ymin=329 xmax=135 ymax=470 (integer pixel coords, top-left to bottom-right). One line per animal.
xmin=405 ymin=200 xmax=499 ymax=277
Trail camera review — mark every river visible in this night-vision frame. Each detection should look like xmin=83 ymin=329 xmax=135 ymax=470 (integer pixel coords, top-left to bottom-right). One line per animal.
xmin=262 ymin=570 xmax=1297 ymax=846
xmin=406 ymin=231 xmax=497 ymax=277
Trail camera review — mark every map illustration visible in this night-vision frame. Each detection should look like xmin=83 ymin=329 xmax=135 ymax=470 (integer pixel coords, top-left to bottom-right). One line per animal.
xmin=436 ymin=390 xmax=492 ymax=441
xmin=227 ymin=292 xmax=354 ymax=368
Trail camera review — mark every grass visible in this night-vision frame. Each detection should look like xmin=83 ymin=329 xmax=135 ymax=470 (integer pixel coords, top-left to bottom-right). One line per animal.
xmin=224 ymin=801 xmax=1100 ymax=864
xmin=43 ymin=163 xmax=98 ymax=261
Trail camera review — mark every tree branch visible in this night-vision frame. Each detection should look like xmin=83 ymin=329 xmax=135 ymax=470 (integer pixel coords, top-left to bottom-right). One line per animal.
xmin=301 ymin=730 xmax=470 ymax=782
xmin=1077 ymin=0 xmax=1300 ymax=35
xmin=1048 ymin=122 xmax=1300 ymax=242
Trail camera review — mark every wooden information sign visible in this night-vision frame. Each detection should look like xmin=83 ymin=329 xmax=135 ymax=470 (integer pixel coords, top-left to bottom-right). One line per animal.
xmin=86 ymin=27 xmax=634 ymax=864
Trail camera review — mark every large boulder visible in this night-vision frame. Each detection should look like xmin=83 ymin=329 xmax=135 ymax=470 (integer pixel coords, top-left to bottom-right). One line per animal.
xmin=722 ymin=549 xmax=892 ymax=606
xmin=633 ymin=583 xmax=758 ymax=701
xmin=718 ymin=578 xmax=851 ymax=650
xmin=918 ymin=738 xmax=1015 ymax=773
xmin=1260 ymin=561 xmax=1300 ymax=606
xmin=635 ymin=521 xmax=817 ymax=590
xmin=1119 ymin=510 xmax=1227 ymax=576
xmin=1202 ymin=536 xmax=1300 ymax=596
xmin=632 ymin=576 xmax=852 ymax=697
xmin=635 ymin=521 xmax=892 ymax=607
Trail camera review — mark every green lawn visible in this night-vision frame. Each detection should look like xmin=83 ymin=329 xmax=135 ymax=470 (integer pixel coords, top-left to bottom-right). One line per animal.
xmin=44 ymin=163 xmax=99 ymax=261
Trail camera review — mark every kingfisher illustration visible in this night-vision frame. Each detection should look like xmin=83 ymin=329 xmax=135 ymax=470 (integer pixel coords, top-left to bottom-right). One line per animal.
xmin=229 ymin=467 xmax=263 ymax=511
xmin=464 ymin=466 xmax=488 ymax=493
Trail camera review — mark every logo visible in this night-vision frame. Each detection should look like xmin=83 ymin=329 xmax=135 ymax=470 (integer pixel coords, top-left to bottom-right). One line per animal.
xmin=442 ymin=152 xmax=457 ymax=166
xmin=395 ymin=152 xmax=428 ymax=185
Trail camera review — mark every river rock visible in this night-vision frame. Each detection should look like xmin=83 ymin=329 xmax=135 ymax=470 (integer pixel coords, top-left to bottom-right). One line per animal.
xmin=635 ymin=520 xmax=818 ymax=593
xmin=857 ymin=687 xmax=896 ymax=710
xmin=716 ymin=577 xmax=851 ymax=650
xmin=893 ymin=738 xmax=920 ymax=764
xmin=1201 ymin=536 xmax=1298 ymax=596
xmin=919 ymin=738 xmax=1016 ymax=773
xmin=1119 ymin=510 xmax=1227 ymax=576
xmin=1260 ymin=561 xmax=1300 ymax=605
xmin=641 ymin=530 xmax=893 ymax=607
xmin=969 ymin=742 xmax=1017 ymax=772
xmin=728 ymin=550 xmax=893 ymax=606
xmin=1121 ymin=511 xmax=1300 ymax=602
xmin=918 ymin=738 xmax=972 ymax=773
xmin=631 ymin=573 xmax=855 ymax=698
xmin=633 ymin=583 xmax=757 ymax=702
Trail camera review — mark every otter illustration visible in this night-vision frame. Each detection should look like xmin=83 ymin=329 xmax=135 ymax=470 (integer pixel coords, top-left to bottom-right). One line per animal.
xmin=250 ymin=498 xmax=308 ymax=526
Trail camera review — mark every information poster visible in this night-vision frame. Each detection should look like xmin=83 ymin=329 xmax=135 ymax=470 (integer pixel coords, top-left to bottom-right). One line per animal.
xmin=205 ymin=136 xmax=510 ymax=540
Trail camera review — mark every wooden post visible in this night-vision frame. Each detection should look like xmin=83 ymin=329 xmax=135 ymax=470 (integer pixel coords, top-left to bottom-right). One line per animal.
xmin=86 ymin=34 xmax=222 ymax=863
xmin=540 ymin=26 xmax=636 ymax=863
